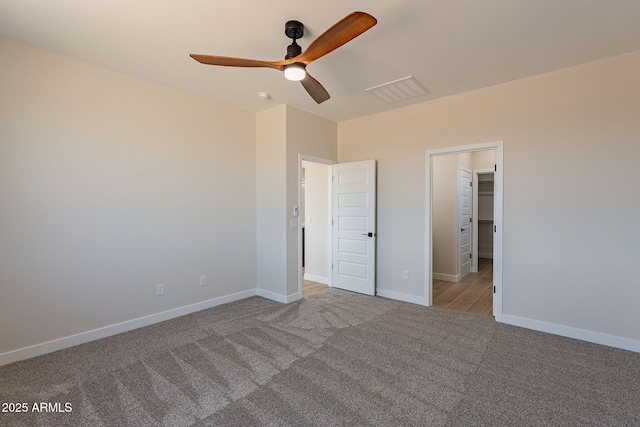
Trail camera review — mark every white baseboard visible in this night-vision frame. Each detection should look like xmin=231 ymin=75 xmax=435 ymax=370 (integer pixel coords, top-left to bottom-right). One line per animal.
xmin=376 ymin=288 xmax=428 ymax=306
xmin=501 ymin=314 xmax=640 ymax=353
xmin=256 ymin=288 xmax=301 ymax=304
xmin=0 ymin=289 xmax=258 ymax=367
xmin=433 ymin=272 xmax=460 ymax=282
xmin=303 ymin=273 xmax=329 ymax=285
xmin=287 ymin=292 xmax=302 ymax=303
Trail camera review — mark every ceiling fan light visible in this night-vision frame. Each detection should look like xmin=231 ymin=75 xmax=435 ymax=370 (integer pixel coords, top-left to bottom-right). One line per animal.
xmin=284 ymin=64 xmax=306 ymax=81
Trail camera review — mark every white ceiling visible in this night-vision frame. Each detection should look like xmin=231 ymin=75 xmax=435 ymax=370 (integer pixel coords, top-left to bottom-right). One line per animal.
xmin=2 ymin=0 xmax=640 ymax=122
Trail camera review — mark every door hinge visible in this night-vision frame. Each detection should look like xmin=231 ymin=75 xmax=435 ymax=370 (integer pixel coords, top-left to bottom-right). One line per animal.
xmin=494 ymin=225 xmax=497 ymax=232
xmin=470 ymin=181 xmax=473 ymax=187
xmin=493 ymin=286 xmax=496 ymax=294
xmin=469 ymin=217 xmax=472 ymax=223
xmin=332 ymin=175 xmax=334 ymax=181
xmin=470 ymin=253 xmax=472 ymax=259
xmin=494 ymin=164 xmax=497 ymax=172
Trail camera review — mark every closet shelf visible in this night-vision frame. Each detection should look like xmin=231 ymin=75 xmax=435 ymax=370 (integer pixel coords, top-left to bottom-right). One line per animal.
xmin=478 ymin=219 xmax=494 ymax=224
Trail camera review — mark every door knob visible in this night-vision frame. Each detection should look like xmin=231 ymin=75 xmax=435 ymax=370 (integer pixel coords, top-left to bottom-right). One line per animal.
xmin=362 ymin=232 xmax=374 ymax=237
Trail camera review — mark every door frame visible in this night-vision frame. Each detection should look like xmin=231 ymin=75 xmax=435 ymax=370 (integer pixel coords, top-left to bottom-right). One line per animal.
xmin=425 ymin=141 xmax=504 ymax=321
xmin=472 ymin=168 xmax=495 ymax=273
xmin=298 ymin=154 xmax=336 ymax=297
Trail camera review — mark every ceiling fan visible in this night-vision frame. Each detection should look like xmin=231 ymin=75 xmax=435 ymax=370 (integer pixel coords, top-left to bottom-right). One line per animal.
xmin=190 ymin=11 xmax=377 ymax=104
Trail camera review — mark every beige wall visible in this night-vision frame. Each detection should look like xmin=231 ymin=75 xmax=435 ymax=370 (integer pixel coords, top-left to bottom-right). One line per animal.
xmin=256 ymin=106 xmax=287 ymax=296
xmin=473 ymin=150 xmax=496 ymax=171
xmin=432 ymin=154 xmax=458 ymax=276
xmin=256 ymin=105 xmax=337 ymax=300
xmin=338 ymin=50 xmax=640 ymax=343
xmin=0 ymin=38 xmax=256 ymax=356
xmin=285 ymin=106 xmax=337 ymax=296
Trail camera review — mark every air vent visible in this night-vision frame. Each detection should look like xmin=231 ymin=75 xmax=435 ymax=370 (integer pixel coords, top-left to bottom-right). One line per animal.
xmin=365 ymin=76 xmax=430 ymax=104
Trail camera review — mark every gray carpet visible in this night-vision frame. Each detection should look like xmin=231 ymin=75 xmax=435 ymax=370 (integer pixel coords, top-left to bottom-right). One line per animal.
xmin=1 ymin=288 xmax=639 ymax=426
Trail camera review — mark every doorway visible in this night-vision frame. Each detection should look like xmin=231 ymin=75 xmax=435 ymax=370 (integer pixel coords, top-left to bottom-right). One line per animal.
xmin=297 ymin=156 xmax=378 ymax=298
xmin=425 ymin=141 xmax=503 ymax=321
xmin=300 ymin=157 xmax=332 ymax=297
xmin=473 ymin=170 xmax=495 ymax=272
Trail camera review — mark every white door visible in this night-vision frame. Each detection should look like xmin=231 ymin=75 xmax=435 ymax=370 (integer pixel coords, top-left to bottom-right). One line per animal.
xmin=459 ymin=167 xmax=472 ymax=279
xmin=332 ymin=160 xmax=376 ymax=295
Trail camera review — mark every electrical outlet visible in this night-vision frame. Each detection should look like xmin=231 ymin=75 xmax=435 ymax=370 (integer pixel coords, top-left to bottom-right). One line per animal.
xmin=402 ymin=270 xmax=409 ymax=280
xmin=156 ymin=283 xmax=164 ymax=296
xmin=200 ymin=275 xmax=207 ymax=287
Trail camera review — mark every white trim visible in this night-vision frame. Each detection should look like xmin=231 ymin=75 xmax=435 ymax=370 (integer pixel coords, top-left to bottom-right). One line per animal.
xmin=376 ymin=288 xmax=428 ymax=306
xmin=303 ymin=273 xmax=330 ymax=285
xmin=472 ymin=168 xmax=495 ymax=273
xmin=300 ymin=154 xmax=337 ymax=166
xmin=0 ymin=289 xmax=257 ymax=367
xmin=425 ymin=141 xmax=502 ymax=156
xmin=256 ymin=288 xmax=301 ymax=304
xmin=502 ymin=314 xmax=640 ymax=354
xmin=425 ymin=140 xmax=504 ymax=321
xmin=493 ymin=143 xmax=504 ymax=322
xmin=432 ymin=273 xmax=460 ymax=282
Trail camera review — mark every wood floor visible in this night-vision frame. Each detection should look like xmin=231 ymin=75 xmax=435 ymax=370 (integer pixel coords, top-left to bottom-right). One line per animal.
xmin=301 ymin=260 xmax=493 ymax=315
xmin=302 ymin=268 xmax=329 ymax=297
xmin=433 ymin=258 xmax=493 ymax=317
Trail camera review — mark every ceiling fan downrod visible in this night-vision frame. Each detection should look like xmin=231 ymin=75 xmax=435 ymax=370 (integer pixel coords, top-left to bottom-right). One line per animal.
xmin=284 ymin=20 xmax=304 ymax=59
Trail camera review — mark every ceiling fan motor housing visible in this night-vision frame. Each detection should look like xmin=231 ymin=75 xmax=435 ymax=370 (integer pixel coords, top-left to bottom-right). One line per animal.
xmin=286 ymin=41 xmax=302 ymax=59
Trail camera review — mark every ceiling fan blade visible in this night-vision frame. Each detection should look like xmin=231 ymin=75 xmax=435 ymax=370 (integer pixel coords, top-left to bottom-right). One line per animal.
xmin=298 ymin=12 xmax=377 ymax=64
xmin=301 ymin=73 xmax=330 ymax=104
xmin=190 ymin=54 xmax=285 ymax=70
